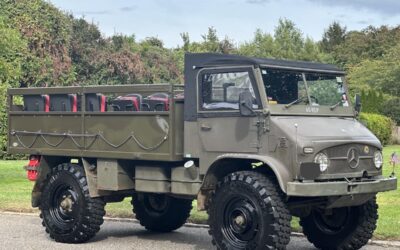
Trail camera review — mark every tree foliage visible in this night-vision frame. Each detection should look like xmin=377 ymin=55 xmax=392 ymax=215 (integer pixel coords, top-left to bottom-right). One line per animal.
xmin=274 ymin=19 xmax=304 ymax=59
xmin=0 ymin=0 xmax=75 ymax=87
xmin=238 ymin=19 xmax=327 ymax=62
xmin=333 ymin=25 xmax=400 ymax=66
xmin=320 ymin=21 xmax=346 ymax=53
xmin=360 ymin=90 xmax=383 ymax=114
xmin=179 ymin=27 xmax=236 ymax=54
xmin=380 ymin=97 xmax=400 ymax=125
xmin=347 ymin=43 xmax=400 ymax=99
xmin=0 ymin=16 xmax=26 ymax=158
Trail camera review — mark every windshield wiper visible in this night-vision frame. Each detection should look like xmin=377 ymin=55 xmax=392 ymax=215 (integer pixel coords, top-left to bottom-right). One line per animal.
xmin=285 ymin=96 xmax=306 ymax=109
xmin=285 ymin=73 xmax=313 ymax=109
xmin=330 ymin=100 xmax=342 ymax=110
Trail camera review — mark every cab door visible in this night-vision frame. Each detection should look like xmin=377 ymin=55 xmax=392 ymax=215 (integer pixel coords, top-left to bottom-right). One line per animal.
xmin=196 ymin=66 xmax=262 ymax=153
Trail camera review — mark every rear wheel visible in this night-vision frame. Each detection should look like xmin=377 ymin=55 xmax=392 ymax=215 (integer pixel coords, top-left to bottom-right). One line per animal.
xmin=132 ymin=193 xmax=193 ymax=232
xmin=300 ymin=197 xmax=378 ymax=250
xmin=40 ymin=163 xmax=105 ymax=243
xmin=208 ymin=171 xmax=291 ymax=250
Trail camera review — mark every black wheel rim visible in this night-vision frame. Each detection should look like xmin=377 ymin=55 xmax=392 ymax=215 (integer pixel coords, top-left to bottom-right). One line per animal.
xmin=221 ymin=196 xmax=259 ymax=248
xmin=143 ymin=194 xmax=169 ymax=214
xmin=49 ymin=183 xmax=79 ymax=231
xmin=313 ymin=207 xmax=351 ymax=235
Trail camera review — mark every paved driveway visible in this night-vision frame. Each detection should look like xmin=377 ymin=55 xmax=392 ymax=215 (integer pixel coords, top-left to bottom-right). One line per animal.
xmin=0 ymin=213 xmax=397 ymax=250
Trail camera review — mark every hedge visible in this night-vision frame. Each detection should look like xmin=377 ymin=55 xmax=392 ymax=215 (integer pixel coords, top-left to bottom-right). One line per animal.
xmin=359 ymin=113 xmax=394 ymax=145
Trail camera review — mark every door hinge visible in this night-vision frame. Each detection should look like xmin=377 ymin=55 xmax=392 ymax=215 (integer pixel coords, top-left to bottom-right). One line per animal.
xmin=255 ymin=118 xmax=269 ymax=133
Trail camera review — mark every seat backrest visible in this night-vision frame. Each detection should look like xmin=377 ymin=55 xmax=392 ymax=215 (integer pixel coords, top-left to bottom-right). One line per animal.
xmin=111 ymin=96 xmax=140 ymax=111
xmin=125 ymin=94 xmax=142 ymax=108
xmin=86 ymin=93 xmax=107 ymax=112
xmin=50 ymin=94 xmax=78 ymax=112
xmin=23 ymin=95 xmax=50 ymax=112
xmin=149 ymin=93 xmax=169 ymax=99
xmin=144 ymin=93 xmax=169 ymax=111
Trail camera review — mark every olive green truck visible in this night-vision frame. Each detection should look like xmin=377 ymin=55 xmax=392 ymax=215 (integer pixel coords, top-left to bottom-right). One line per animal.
xmin=7 ymin=53 xmax=397 ymax=249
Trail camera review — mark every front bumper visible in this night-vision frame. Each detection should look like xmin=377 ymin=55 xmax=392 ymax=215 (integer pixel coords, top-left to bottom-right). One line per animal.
xmin=287 ymin=176 xmax=397 ymax=197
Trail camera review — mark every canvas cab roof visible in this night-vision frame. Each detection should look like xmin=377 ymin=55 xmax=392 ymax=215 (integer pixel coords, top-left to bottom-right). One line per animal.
xmin=184 ymin=53 xmax=345 ymax=74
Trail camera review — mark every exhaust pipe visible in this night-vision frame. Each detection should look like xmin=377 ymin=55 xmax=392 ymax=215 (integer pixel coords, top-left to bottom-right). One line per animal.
xmin=184 ymin=160 xmax=198 ymax=180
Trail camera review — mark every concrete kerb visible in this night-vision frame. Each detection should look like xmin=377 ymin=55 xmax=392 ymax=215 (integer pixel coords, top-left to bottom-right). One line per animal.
xmin=1 ymin=211 xmax=399 ymax=248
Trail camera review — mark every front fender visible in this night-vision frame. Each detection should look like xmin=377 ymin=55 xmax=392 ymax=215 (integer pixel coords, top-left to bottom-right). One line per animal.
xmin=204 ymin=153 xmax=291 ymax=193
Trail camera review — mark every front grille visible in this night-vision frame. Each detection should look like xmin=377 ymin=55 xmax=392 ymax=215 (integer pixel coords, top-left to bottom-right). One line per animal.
xmin=320 ymin=144 xmax=376 ymax=177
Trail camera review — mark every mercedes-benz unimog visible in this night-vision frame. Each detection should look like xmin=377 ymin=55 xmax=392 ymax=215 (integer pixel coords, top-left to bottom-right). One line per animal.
xmin=7 ymin=53 xmax=397 ymax=249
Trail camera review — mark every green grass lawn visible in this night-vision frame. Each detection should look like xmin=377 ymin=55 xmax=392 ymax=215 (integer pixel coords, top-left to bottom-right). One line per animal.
xmin=375 ymin=145 xmax=400 ymax=239
xmin=0 ymin=145 xmax=399 ymax=239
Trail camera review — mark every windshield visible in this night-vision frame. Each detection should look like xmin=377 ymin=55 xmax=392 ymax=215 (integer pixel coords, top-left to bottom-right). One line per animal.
xmin=261 ymin=68 xmax=349 ymax=108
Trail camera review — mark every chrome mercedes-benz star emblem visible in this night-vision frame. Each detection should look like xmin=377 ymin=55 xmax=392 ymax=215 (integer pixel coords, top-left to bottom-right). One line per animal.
xmin=347 ymin=148 xmax=360 ymax=169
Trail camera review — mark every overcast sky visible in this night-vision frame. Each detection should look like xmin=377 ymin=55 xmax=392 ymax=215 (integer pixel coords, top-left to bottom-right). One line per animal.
xmin=48 ymin=0 xmax=400 ymax=48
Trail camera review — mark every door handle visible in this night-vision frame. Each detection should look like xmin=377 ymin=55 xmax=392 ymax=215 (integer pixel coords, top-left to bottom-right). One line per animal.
xmin=201 ymin=124 xmax=212 ymax=131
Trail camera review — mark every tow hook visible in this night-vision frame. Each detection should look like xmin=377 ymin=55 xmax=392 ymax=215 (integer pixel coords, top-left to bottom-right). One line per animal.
xmin=344 ymin=177 xmax=358 ymax=193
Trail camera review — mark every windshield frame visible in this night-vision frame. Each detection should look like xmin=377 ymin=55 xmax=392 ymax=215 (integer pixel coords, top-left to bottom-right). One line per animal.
xmin=259 ymin=66 xmax=354 ymax=117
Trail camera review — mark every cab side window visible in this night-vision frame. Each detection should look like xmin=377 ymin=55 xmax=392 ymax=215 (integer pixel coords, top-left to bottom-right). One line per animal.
xmin=201 ymin=71 xmax=258 ymax=110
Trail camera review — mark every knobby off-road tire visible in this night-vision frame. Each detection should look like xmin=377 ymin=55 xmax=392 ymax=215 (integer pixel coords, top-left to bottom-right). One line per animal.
xmin=208 ymin=171 xmax=292 ymax=250
xmin=300 ymin=197 xmax=378 ymax=250
xmin=39 ymin=163 xmax=105 ymax=243
xmin=132 ymin=193 xmax=193 ymax=232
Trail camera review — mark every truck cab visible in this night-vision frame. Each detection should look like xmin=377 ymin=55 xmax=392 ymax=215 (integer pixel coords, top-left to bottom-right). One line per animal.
xmin=183 ymin=53 xmax=394 ymax=197
xmin=183 ymin=53 xmax=397 ymax=249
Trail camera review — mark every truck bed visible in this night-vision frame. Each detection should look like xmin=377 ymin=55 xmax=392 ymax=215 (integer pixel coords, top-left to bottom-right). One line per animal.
xmin=7 ymin=84 xmax=184 ymax=161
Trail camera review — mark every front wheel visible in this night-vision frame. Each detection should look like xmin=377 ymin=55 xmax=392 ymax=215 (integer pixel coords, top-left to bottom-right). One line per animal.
xmin=132 ymin=193 xmax=193 ymax=232
xmin=40 ymin=163 xmax=105 ymax=243
xmin=208 ymin=171 xmax=292 ymax=250
xmin=300 ymin=197 xmax=378 ymax=250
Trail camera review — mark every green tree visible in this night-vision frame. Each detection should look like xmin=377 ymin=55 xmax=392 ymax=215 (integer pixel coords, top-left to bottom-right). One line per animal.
xmin=320 ymin=21 xmax=346 ymax=53
xmin=0 ymin=16 xmax=26 ymax=158
xmin=201 ymin=27 xmax=220 ymax=53
xmin=180 ymin=32 xmax=190 ymax=52
xmin=380 ymin=97 xmax=400 ymax=125
xmin=179 ymin=27 xmax=236 ymax=54
xmin=300 ymin=37 xmax=323 ymax=61
xmin=143 ymin=37 xmax=164 ymax=48
xmin=0 ymin=0 xmax=75 ymax=87
xmin=333 ymin=25 xmax=400 ymax=66
xmin=70 ymin=17 xmax=105 ymax=84
xmin=273 ymin=18 xmax=304 ymax=59
xmin=238 ymin=29 xmax=275 ymax=58
xmin=239 ymin=19 xmax=327 ymax=62
xmin=347 ymin=43 xmax=400 ymax=97
xmin=176 ymin=27 xmax=237 ymax=73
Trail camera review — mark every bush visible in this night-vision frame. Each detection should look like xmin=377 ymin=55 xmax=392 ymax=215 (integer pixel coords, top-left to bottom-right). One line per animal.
xmin=360 ymin=89 xmax=383 ymax=114
xmin=359 ymin=113 xmax=394 ymax=145
xmin=380 ymin=97 xmax=400 ymax=125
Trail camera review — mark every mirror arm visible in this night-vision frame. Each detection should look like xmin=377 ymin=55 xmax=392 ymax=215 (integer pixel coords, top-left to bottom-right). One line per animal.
xmin=354 ymin=94 xmax=362 ymax=117
xmin=240 ymin=101 xmax=254 ymax=114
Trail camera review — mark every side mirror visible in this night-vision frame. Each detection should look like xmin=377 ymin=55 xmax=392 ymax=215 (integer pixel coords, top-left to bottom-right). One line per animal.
xmin=354 ymin=94 xmax=362 ymax=115
xmin=239 ymin=91 xmax=254 ymax=116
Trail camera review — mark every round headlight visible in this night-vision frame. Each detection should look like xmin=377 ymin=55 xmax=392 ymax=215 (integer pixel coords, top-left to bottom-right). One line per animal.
xmin=314 ymin=152 xmax=329 ymax=172
xmin=374 ymin=151 xmax=383 ymax=169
